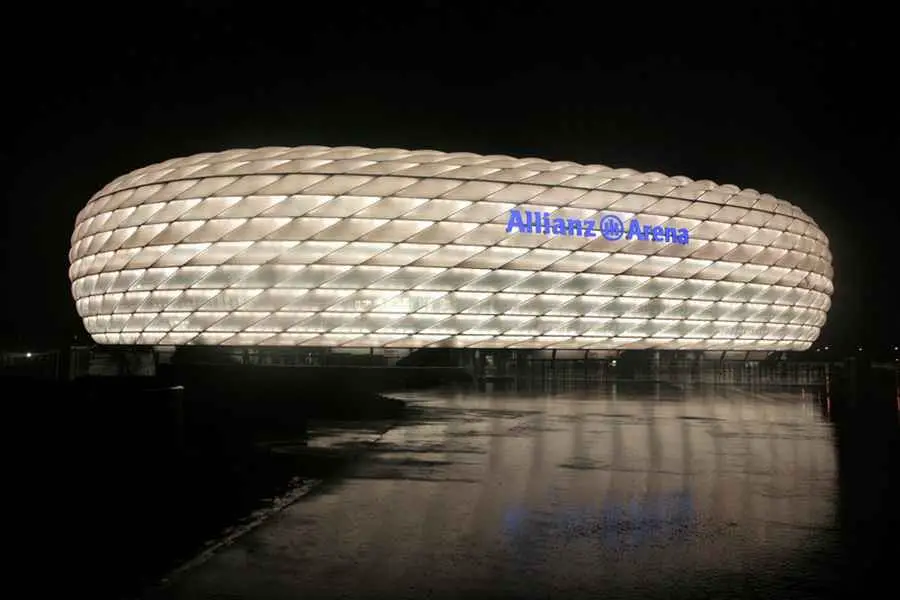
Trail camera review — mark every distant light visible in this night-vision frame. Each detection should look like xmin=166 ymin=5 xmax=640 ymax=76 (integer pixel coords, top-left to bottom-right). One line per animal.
xmin=26 ymin=352 xmax=32 ymax=358
xmin=894 ymin=346 xmax=898 ymax=351
xmin=825 ymin=346 xmax=830 ymax=350
xmin=610 ymin=359 xmax=617 ymax=367
xmin=858 ymin=346 xmax=863 ymax=351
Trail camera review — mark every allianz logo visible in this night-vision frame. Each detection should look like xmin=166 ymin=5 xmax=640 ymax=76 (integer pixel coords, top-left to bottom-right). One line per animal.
xmin=505 ymin=209 xmax=690 ymax=245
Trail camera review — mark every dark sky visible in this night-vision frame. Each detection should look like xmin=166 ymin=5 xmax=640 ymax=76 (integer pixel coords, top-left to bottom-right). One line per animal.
xmin=2 ymin=1 xmax=897 ymax=351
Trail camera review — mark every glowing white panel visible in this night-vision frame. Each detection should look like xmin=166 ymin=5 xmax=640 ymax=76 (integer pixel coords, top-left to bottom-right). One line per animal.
xmin=365 ymin=244 xmax=439 ymax=267
xmin=462 ymin=293 xmax=533 ymax=315
xmin=182 ymin=219 xmax=246 ymax=243
xmin=373 ymin=267 xmax=444 ymax=290
xmin=71 ymin=145 xmax=833 ymax=349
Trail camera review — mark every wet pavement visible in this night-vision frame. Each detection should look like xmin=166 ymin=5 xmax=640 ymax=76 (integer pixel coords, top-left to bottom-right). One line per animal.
xmin=143 ymin=384 xmax=889 ymax=599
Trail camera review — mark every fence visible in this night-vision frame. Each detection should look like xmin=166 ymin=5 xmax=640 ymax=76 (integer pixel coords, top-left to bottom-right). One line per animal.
xmin=510 ymin=357 xmax=834 ymax=391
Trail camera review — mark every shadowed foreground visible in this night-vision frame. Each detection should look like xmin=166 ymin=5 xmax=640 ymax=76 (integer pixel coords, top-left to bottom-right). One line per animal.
xmin=2 ymin=374 xmax=407 ymax=599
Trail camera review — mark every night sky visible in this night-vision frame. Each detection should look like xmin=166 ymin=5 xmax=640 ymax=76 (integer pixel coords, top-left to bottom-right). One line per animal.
xmin=3 ymin=1 xmax=896 ymax=352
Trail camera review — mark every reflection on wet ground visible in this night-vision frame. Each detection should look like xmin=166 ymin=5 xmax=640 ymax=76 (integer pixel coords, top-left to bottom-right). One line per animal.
xmin=145 ymin=384 xmax=892 ymax=599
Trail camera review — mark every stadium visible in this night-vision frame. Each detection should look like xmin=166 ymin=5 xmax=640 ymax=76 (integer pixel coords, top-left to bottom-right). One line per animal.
xmin=69 ymin=146 xmax=833 ymax=353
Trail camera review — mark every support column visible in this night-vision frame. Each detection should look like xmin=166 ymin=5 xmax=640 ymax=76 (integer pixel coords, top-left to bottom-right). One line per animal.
xmin=551 ymin=349 xmax=557 ymax=389
xmin=584 ymin=350 xmax=589 ymax=386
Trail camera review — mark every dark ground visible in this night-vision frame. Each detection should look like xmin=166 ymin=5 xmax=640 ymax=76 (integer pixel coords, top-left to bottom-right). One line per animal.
xmin=3 ymin=365 xmax=897 ymax=599
xmin=2 ymin=371 xmax=410 ymax=600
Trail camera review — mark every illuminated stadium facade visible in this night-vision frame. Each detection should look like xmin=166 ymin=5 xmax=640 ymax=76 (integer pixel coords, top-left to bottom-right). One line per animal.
xmin=69 ymin=146 xmax=833 ymax=351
